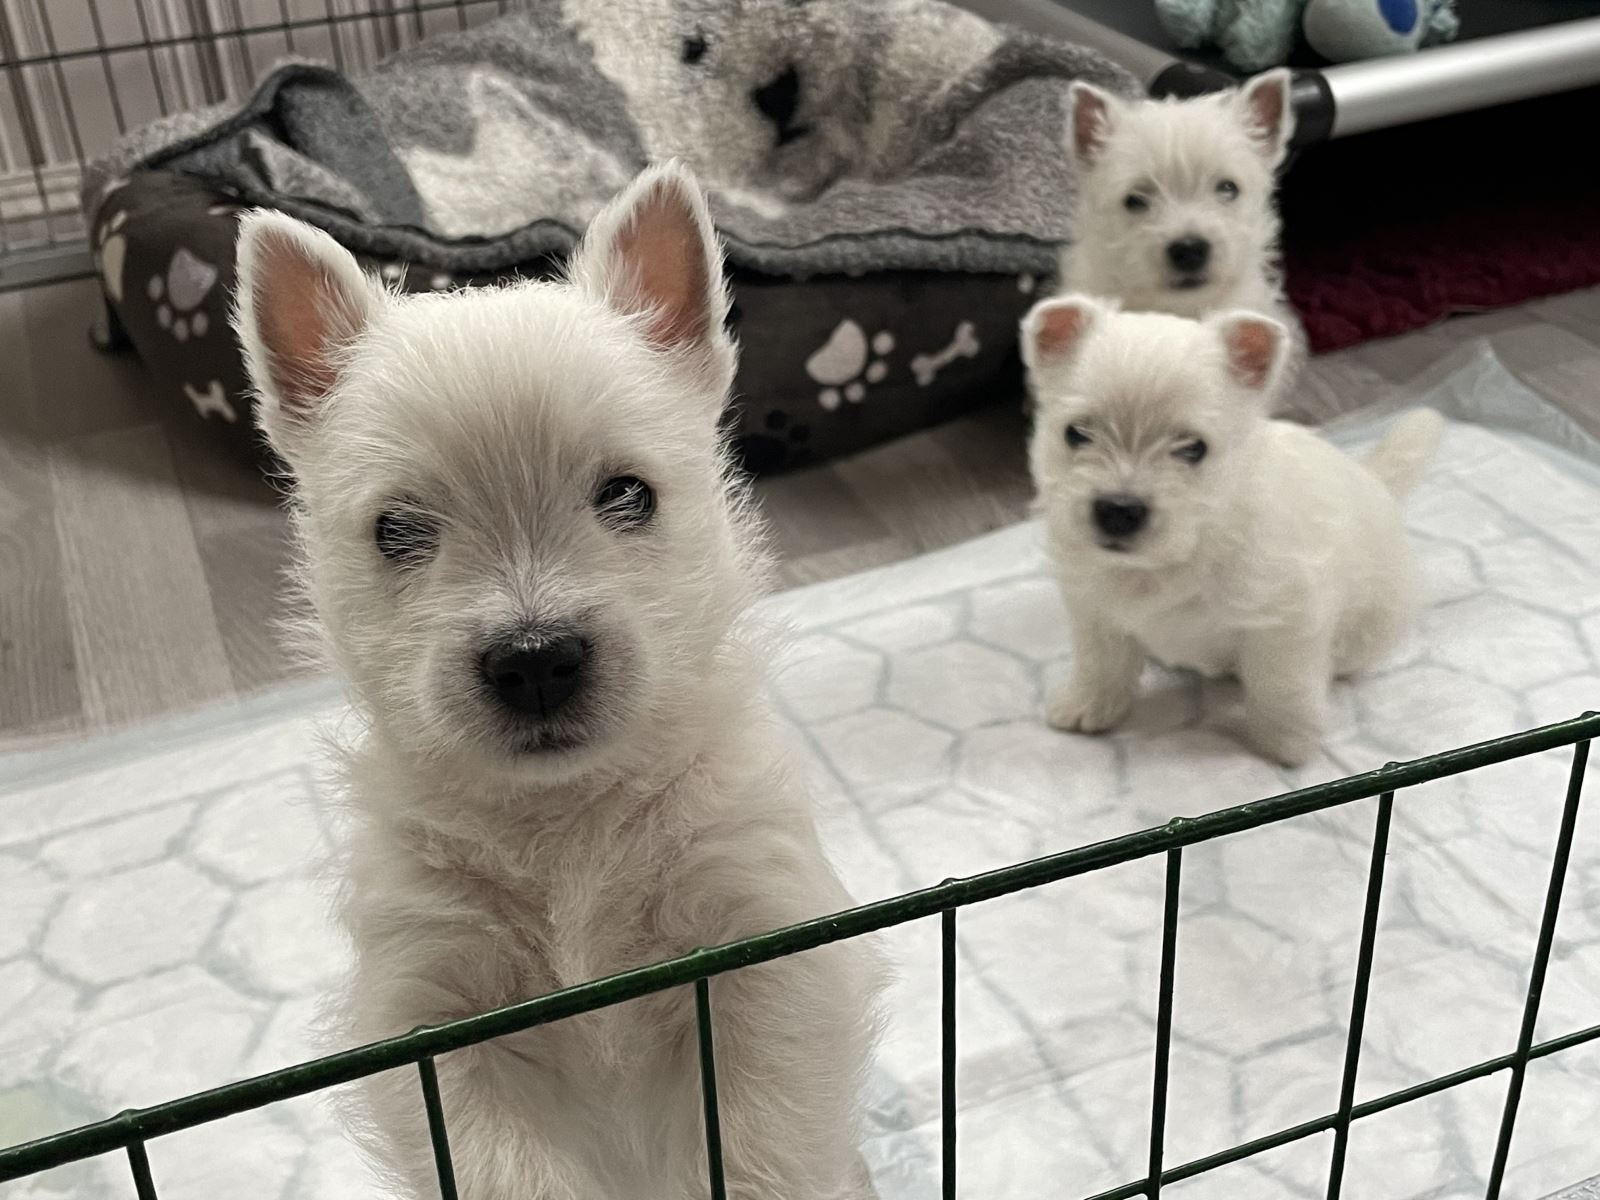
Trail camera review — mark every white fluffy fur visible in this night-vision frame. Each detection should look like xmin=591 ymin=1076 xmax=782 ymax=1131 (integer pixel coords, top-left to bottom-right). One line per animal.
xmin=1023 ymin=294 xmax=1442 ymax=767
xmin=1058 ymin=71 xmax=1306 ymax=391
xmin=234 ymin=163 xmax=880 ymax=1200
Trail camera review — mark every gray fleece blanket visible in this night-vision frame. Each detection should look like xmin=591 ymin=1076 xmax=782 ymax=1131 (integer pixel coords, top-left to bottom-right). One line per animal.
xmin=82 ymin=0 xmax=1136 ymax=278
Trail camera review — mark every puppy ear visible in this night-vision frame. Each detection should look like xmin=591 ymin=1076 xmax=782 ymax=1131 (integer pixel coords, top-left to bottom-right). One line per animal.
xmin=1021 ymin=294 xmax=1105 ymax=372
xmin=568 ymin=161 xmax=735 ymax=400
xmin=1236 ymin=69 xmax=1294 ymax=166
xmin=233 ymin=210 xmax=380 ymax=461
xmin=1065 ymin=81 xmax=1121 ymax=168
xmin=1210 ymin=310 xmax=1289 ymax=397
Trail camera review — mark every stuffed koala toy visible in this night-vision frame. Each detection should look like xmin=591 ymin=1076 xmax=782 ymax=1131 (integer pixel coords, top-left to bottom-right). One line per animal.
xmin=1155 ymin=0 xmax=1460 ymax=74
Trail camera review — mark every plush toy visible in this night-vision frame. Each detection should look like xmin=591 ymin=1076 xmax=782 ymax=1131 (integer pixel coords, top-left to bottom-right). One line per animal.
xmin=1154 ymin=0 xmax=1460 ymax=74
xmin=1304 ymin=0 xmax=1460 ymax=63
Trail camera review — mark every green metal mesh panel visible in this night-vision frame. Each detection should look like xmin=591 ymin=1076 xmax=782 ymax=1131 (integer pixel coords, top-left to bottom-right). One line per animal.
xmin=2 ymin=711 xmax=1595 ymax=1200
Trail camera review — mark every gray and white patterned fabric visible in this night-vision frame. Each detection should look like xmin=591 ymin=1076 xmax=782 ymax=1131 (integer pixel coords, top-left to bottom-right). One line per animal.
xmin=3 ymin=350 xmax=1599 ymax=1199
xmin=81 ymin=0 xmax=1134 ymax=279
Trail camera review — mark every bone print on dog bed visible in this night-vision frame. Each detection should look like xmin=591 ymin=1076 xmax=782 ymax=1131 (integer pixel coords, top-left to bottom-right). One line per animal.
xmin=83 ymin=0 xmax=1134 ymax=471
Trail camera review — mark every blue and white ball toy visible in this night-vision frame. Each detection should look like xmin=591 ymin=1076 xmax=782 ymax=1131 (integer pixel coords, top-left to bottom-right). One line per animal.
xmin=1304 ymin=0 xmax=1461 ymax=62
xmin=1153 ymin=0 xmax=1460 ymax=73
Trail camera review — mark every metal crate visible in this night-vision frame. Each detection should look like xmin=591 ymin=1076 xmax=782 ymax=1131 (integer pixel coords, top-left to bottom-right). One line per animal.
xmin=0 ymin=711 xmax=1595 ymax=1199
xmin=0 ymin=0 xmax=513 ymax=291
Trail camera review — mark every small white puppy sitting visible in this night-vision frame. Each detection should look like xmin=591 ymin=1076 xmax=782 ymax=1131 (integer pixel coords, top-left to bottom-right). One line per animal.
xmin=1023 ymin=294 xmax=1441 ymax=767
xmin=235 ymin=164 xmax=879 ymax=1200
xmin=1059 ymin=70 xmax=1305 ymax=381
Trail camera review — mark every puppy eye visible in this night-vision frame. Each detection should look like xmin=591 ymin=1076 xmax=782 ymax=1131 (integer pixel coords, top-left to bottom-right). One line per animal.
xmin=681 ymin=32 xmax=708 ymax=64
xmin=1215 ymin=179 xmax=1239 ymax=202
xmin=1122 ymin=193 xmax=1150 ymax=214
xmin=1174 ymin=439 xmax=1208 ymax=465
xmin=374 ymin=504 xmax=440 ymax=567
xmin=1065 ymin=424 xmax=1092 ymax=448
xmin=594 ymin=475 xmax=656 ymax=529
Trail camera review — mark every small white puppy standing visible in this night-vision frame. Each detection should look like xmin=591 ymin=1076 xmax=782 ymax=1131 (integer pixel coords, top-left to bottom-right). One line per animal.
xmin=234 ymin=165 xmax=879 ymax=1200
xmin=1058 ymin=70 xmax=1306 ymax=383
xmin=1023 ymin=294 xmax=1441 ymax=767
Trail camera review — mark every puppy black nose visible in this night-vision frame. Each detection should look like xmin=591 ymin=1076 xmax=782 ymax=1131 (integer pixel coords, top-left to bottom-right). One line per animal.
xmin=1166 ymin=237 xmax=1211 ymax=273
xmin=751 ymin=65 xmax=806 ymax=145
xmin=482 ymin=634 xmax=587 ymax=717
xmin=1093 ymin=494 xmax=1150 ymax=538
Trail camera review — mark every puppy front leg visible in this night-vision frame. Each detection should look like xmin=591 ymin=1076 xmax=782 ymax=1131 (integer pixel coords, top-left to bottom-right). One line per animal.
xmin=705 ymin=949 xmax=878 ymax=1200
xmin=359 ymin=1036 xmax=591 ymax=1200
xmin=1048 ymin=607 xmax=1143 ymax=733
xmin=1238 ymin=626 xmax=1331 ymax=767
xmin=347 ymin=955 xmax=593 ymax=1200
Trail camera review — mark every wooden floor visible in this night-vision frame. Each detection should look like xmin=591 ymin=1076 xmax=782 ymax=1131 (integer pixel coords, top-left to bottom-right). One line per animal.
xmin=4 ymin=276 xmax=1600 ymax=747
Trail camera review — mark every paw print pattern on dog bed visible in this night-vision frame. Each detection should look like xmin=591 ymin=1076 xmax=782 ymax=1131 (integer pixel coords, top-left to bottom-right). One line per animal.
xmin=806 ymin=320 xmax=895 ymax=411
xmin=148 ymin=247 xmax=219 ymax=343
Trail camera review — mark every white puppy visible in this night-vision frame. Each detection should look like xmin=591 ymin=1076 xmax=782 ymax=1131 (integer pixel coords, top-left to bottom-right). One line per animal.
xmin=1023 ymin=294 xmax=1441 ymax=767
xmin=1059 ymin=70 xmax=1305 ymax=382
xmin=234 ymin=164 xmax=880 ymax=1200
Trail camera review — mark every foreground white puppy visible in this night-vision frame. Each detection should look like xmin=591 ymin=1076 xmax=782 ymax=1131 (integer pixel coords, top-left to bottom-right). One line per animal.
xmin=1024 ymin=294 xmax=1441 ymax=767
xmin=235 ymin=164 xmax=879 ymax=1200
xmin=1058 ymin=70 xmax=1305 ymax=384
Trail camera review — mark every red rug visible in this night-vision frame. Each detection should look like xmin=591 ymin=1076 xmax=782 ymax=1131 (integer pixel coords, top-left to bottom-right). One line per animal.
xmin=1280 ymin=84 xmax=1600 ymax=354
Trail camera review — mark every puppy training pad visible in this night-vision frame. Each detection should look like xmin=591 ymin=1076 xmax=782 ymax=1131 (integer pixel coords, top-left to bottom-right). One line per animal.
xmin=82 ymin=0 xmax=1135 ymax=472
xmin=3 ymin=349 xmax=1598 ymax=1198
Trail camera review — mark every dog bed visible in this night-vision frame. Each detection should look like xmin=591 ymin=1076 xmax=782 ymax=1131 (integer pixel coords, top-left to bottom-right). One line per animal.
xmin=4 ymin=348 xmax=1598 ymax=1199
xmin=81 ymin=0 xmax=1135 ymax=473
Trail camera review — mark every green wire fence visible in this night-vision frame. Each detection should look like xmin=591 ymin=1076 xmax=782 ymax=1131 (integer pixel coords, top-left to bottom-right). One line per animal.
xmin=1 ymin=711 xmax=1596 ymax=1200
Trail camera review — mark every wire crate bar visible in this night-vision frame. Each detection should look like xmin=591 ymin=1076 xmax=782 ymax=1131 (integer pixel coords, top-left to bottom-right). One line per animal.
xmin=0 ymin=0 xmax=515 ymax=290
xmin=0 ymin=711 xmax=1595 ymax=1199
xmin=416 ymin=1056 xmax=458 ymax=1200
xmin=1325 ymin=790 xmax=1393 ymax=1200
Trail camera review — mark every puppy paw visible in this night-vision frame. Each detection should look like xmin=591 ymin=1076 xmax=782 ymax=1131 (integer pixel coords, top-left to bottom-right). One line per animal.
xmin=1047 ymin=685 xmax=1132 ymax=734
xmin=1243 ymin=719 xmax=1320 ymax=768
